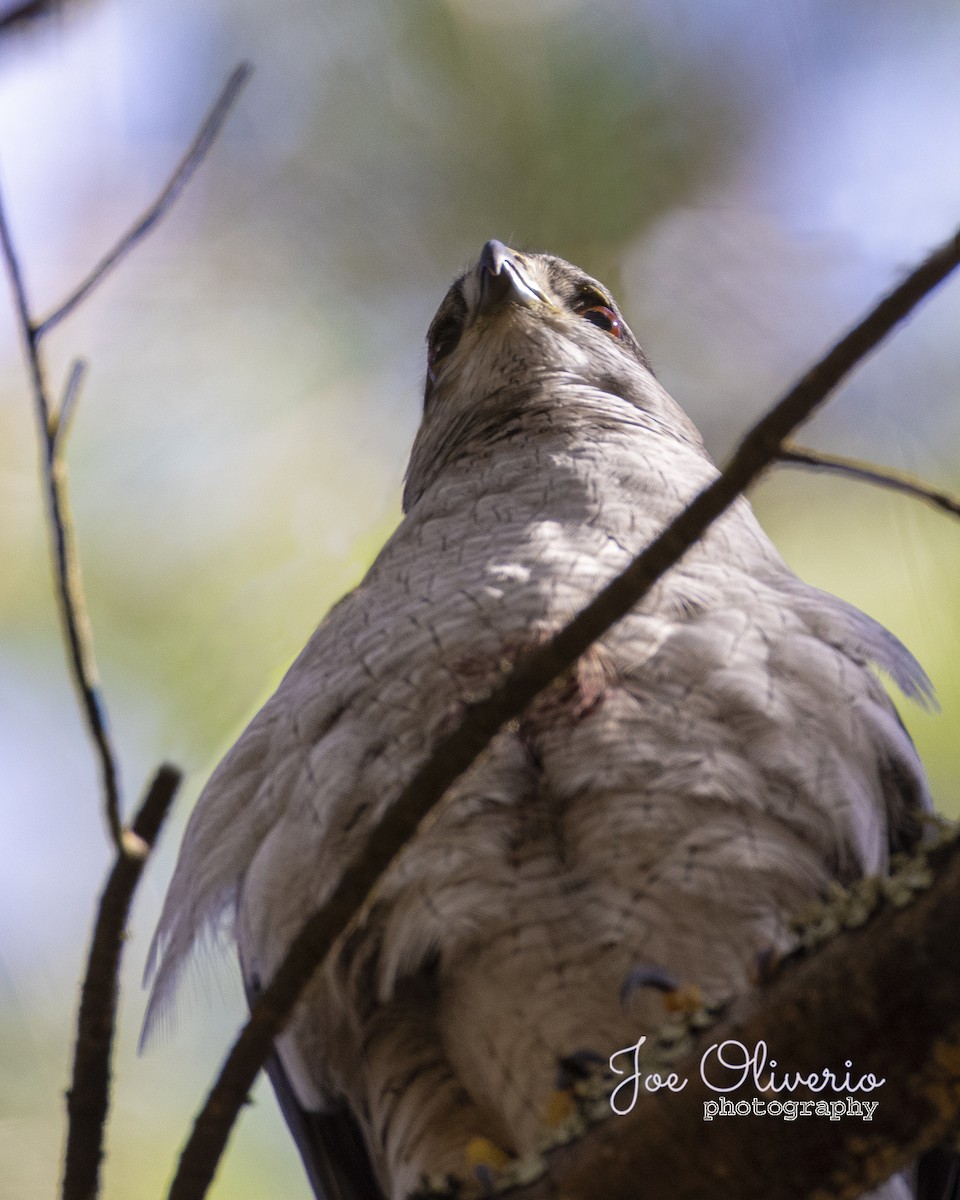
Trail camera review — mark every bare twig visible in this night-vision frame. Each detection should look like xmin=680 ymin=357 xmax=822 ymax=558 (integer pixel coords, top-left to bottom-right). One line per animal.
xmin=62 ymin=765 xmax=182 ymax=1200
xmin=0 ymin=0 xmax=55 ymax=34
xmin=778 ymin=441 xmax=960 ymax=519
xmin=0 ymin=62 xmax=252 ymax=851
xmin=34 ymin=61 xmax=252 ymax=338
xmin=0 ymin=61 xmax=251 ymax=1200
xmin=51 ymin=358 xmax=88 ymax=452
xmin=166 ymin=232 xmax=960 ymax=1199
xmin=0 ymin=193 xmax=125 ymax=848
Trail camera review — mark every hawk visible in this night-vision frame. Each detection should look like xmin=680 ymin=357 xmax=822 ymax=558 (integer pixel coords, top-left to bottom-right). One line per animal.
xmin=145 ymin=241 xmax=938 ymax=1200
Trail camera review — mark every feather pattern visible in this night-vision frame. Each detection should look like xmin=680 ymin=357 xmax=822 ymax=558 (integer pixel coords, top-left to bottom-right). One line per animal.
xmin=145 ymin=244 xmax=938 ymax=1199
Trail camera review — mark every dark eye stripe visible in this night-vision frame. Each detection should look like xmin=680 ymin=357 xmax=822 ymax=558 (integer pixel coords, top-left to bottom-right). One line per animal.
xmin=426 ymin=287 xmax=467 ymax=381
xmin=427 ymin=317 xmax=462 ymax=371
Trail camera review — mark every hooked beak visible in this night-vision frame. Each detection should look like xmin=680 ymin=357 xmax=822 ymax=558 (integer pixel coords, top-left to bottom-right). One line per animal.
xmin=476 ymin=240 xmax=546 ymax=316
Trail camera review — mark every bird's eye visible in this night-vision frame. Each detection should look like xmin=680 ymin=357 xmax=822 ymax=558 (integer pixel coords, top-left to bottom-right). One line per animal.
xmin=579 ymin=304 xmax=623 ymax=339
xmin=427 ymin=318 xmax=462 ymax=382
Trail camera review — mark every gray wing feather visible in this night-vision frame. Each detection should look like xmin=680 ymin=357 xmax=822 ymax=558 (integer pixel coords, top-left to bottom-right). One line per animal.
xmin=245 ymin=974 xmax=385 ymax=1200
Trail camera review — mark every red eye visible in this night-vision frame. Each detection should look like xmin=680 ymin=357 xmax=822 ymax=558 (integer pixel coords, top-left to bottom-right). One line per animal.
xmin=580 ymin=305 xmax=623 ymax=338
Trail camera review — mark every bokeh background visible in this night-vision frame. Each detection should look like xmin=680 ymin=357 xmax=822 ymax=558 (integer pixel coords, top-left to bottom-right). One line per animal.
xmin=1 ymin=1 xmax=959 ymax=1197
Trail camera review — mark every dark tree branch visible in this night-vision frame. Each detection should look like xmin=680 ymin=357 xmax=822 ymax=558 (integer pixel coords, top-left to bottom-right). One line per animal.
xmin=0 ymin=0 xmax=56 ymax=35
xmin=0 ymin=61 xmax=251 ymax=1200
xmin=777 ymin=442 xmax=960 ymax=519
xmin=0 ymin=192 xmax=125 ymax=848
xmin=62 ymin=765 xmax=182 ymax=1200
xmin=0 ymin=61 xmax=252 ymax=850
xmin=34 ymin=62 xmax=252 ymax=338
xmin=513 ymin=831 xmax=960 ymax=1200
xmin=165 ymin=230 xmax=960 ymax=1199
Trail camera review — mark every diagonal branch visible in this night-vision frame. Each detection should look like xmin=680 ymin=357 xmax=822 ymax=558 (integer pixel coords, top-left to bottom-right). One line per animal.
xmin=513 ymin=830 xmax=960 ymax=1200
xmin=0 ymin=193 xmax=126 ymax=848
xmin=35 ymin=62 xmax=252 ymax=338
xmin=0 ymin=61 xmax=252 ymax=852
xmin=1 ymin=60 xmax=251 ymax=1200
xmin=777 ymin=441 xmax=960 ymax=519
xmin=62 ymin=765 xmax=181 ymax=1200
xmin=165 ymin=230 xmax=960 ymax=1199
xmin=0 ymin=0 xmax=57 ymax=34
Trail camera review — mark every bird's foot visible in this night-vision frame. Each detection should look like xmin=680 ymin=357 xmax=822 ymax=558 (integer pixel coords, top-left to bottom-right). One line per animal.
xmin=466 ymin=1136 xmax=511 ymax=1194
xmin=620 ymin=962 xmax=703 ymax=1014
xmin=409 ymin=1173 xmax=465 ymax=1199
xmin=410 ymin=1137 xmax=514 ymax=1199
xmin=538 ymin=1048 xmax=617 ymax=1141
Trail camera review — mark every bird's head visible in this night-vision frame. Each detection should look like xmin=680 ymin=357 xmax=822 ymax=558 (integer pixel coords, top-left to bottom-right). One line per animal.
xmin=404 ymin=240 xmax=706 ymax=510
xmin=423 ymin=240 xmax=651 ymax=411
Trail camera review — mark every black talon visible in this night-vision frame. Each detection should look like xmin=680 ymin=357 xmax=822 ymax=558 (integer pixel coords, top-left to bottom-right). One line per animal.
xmin=620 ymin=963 xmax=682 ymax=1005
xmin=474 ymin=1164 xmax=498 ymax=1195
xmin=556 ymin=1049 xmax=605 ymax=1089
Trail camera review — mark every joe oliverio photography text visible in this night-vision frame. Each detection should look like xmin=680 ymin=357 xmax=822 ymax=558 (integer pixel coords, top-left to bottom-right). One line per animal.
xmin=609 ymin=1037 xmax=885 ymax=1122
